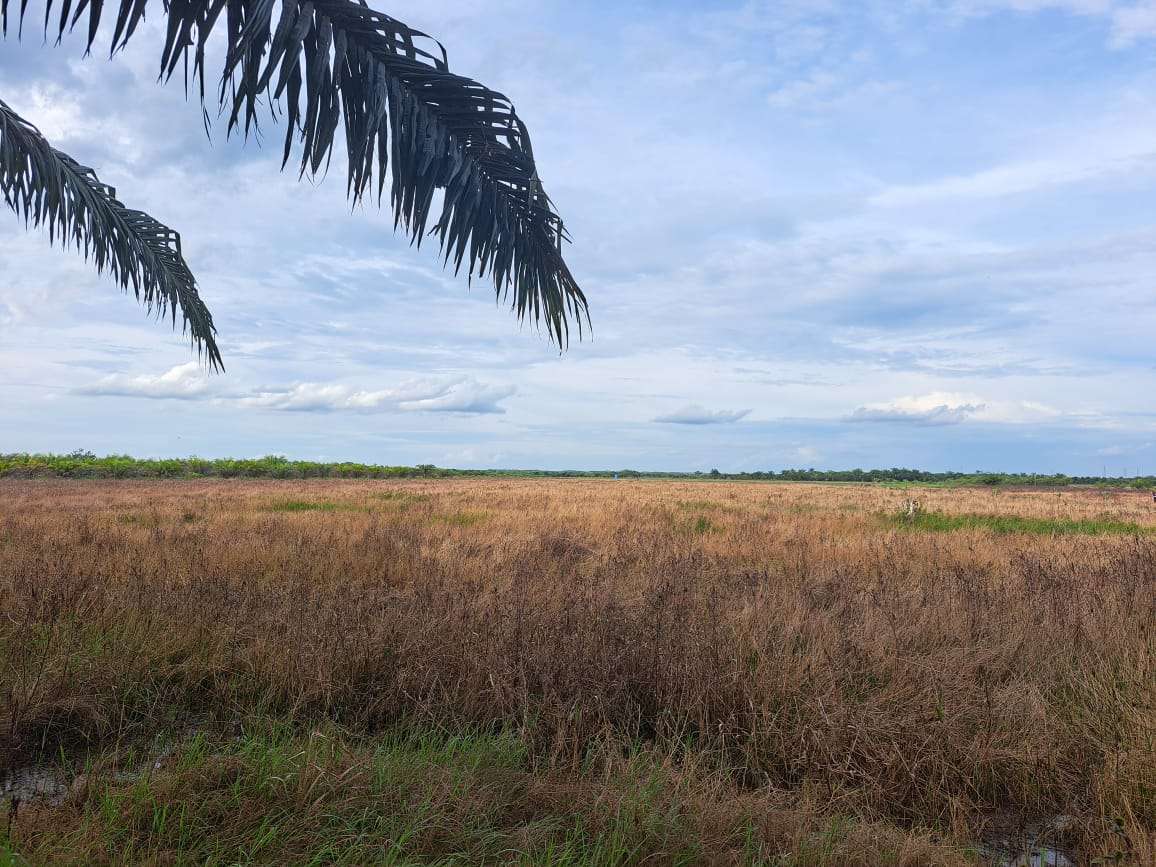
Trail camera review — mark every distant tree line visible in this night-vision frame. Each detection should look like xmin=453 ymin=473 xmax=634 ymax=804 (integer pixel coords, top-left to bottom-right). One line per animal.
xmin=1 ymin=453 xmax=1152 ymax=488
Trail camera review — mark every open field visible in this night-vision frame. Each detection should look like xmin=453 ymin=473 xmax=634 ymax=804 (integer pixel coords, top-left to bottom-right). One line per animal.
xmin=1 ymin=479 xmax=1153 ymax=865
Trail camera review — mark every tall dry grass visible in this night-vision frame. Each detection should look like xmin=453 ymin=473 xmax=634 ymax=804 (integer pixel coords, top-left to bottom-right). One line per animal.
xmin=1 ymin=479 xmax=1152 ymax=862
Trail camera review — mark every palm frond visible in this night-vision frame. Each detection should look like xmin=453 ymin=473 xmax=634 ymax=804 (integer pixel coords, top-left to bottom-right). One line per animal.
xmin=3 ymin=0 xmax=589 ymax=346
xmin=0 ymin=99 xmax=223 ymax=370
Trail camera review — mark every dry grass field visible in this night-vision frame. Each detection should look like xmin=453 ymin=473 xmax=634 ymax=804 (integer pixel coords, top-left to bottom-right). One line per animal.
xmin=1 ymin=478 xmax=1153 ymax=865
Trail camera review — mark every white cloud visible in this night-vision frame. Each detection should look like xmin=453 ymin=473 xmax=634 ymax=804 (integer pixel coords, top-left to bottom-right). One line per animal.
xmin=1096 ymin=441 xmax=1153 ymax=455
xmin=654 ymin=404 xmax=751 ymax=425
xmin=869 ymin=149 xmax=1156 ymax=209
xmin=237 ymin=376 xmax=514 ymax=415
xmin=849 ymin=393 xmax=985 ymax=425
xmin=848 ymin=391 xmax=1061 ymax=425
xmin=766 ymin=70 xmax=901 ymax=113
xmin=945 ymin=1 xmax=1114 ymax=16
xmin=236 ymin=383 xmax=392 ymax=412
xmin=76 ymin=362 xmax=213 ymax=399
xmin=74 ymin=367 xmax=515 ymax=415
xmin=793 ymin=445 xmax=822 ymax=461
xmin=1110 ymin=3 xmax=1156 ymax=44
xmin=396 ymin=379 xmax=515 ymax=413
xmin=941 ymin=0 xmax=1156 ymax=46
xmin=767 ymin=71 xmax=842 ymax=109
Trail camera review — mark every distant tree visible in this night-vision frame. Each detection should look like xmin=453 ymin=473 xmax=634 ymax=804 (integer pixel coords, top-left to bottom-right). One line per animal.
xmin=1 ymin=0 xmax=587 ymax=370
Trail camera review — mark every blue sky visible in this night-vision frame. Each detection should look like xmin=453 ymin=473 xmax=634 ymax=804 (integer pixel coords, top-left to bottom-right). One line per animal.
xmin=3 ymin=0 xmax=1156 ymax=473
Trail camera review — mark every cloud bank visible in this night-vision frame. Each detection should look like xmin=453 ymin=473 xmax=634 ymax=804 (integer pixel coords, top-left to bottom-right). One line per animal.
xmin=77 ymin=363 xmax=213 ymax=400
xmin=239 ymin=377 xmax=514 ymax=414
xmin=848 ymin=392 xmax=1061 ymax=426
xmin=76 ymin=367 xmax=515 ymax=415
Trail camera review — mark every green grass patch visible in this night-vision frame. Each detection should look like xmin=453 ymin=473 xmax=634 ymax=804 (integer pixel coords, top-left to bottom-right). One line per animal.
xmin=373 ymin=491 xmax=431 ymax=510
xmin=878 ymin=479 xmax=980 ymax=490
xmin=885 ymin=511 xmax=1155 ymax=536
xmin=675 ymin=499 xmax=722 ymax=511
xmin=266 ymin=500 xmax=340 ymax=512
xmin=676 ymin=499 xmax=746 ymax=517
xmin=0 ymin=841 xmax=30 ymax=867
xmin=267 ymin=494 xmax=431 ymax=514
xmin=784 ymin=503 xmax=822 ymax=514
xmin=264 ymin=500 xmax=373 ymax=514
xmin=4 ymin=719 xmax=956 ymax=866
xmin=433 ymin=510 xmax=489 ymax=527
xmin=3 ymin=722 xmax=692 ymax=865
xmin=670 ymin=514 xmax=718 ymax=536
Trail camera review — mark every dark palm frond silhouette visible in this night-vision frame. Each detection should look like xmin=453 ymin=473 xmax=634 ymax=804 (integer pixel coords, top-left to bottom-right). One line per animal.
xmin=0 ymin=99 xmax=223 ymax=369
xmin=0 ymin=0 xmax=587 ymax=368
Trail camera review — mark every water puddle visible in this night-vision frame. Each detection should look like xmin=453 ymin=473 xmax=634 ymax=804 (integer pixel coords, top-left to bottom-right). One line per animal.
xmin=982 ymin=842 xmax=1074 ymax=867
xmin=1 ymin=765 xmax=69 ymax=806
xmin=2 ymin=733 xmax=189 ymax=811
xmin=979 ymin=815 xmax=1076 ymax=867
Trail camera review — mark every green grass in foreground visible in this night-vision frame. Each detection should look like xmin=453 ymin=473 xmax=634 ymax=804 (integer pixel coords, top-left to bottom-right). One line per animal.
xmin=886 ymin=511 xmax=1155 ymax=536
xmin=1 ymin=720 xmax=971 ymax=866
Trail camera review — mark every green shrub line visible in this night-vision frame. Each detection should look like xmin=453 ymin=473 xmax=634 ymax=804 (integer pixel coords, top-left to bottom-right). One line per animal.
xmin=3 ymin=452 xmax=1154 ymax=487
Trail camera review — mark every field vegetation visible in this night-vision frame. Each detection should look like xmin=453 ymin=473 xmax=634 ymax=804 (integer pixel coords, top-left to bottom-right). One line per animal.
xmin=0 ymin=479 xmax=1152 ymax=864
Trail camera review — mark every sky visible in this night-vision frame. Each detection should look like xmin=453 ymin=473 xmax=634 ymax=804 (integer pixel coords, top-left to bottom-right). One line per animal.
xmin=2 ymin=0 xmax=1156 ymax=473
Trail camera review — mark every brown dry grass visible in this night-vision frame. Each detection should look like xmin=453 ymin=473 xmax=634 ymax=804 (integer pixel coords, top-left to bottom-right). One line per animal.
xmin=1 ymin=478 xmax=1153 ymax=864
